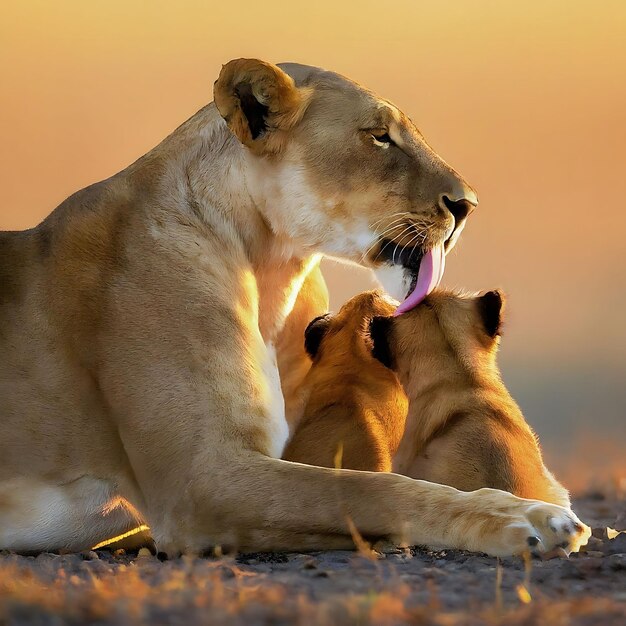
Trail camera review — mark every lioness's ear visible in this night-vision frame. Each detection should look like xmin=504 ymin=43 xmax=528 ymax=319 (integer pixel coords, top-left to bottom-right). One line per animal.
xmin=369 ymin=316 xmax=395 ymax=369
xmin=213 ymin=58 xmax=310 ymax=154
xmin=304 ymin=314 xmax=333 ymax=359
xmin=478 ymin=290 xmax=505 ymax=338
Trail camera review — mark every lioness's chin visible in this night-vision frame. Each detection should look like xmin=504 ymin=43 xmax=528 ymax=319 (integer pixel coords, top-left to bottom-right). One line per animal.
xmin=373 ymin=265 xmax=414 ymax=303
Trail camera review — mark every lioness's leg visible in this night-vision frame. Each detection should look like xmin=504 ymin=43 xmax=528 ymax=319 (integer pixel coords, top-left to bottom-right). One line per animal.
xmin=0 ymin=477 xmax=144 ymax=553
xmin=193 ymin=456 xmax=589 ymax=556
xmin=99 ymin=248 xmax=588 ymax=557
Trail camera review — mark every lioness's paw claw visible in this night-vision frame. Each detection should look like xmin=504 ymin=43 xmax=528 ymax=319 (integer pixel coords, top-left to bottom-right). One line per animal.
xmin=512 ymin=504 xmax=590 ymax=557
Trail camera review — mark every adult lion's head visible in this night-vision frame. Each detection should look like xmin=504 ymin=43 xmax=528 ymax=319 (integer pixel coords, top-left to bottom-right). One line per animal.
xmin=214 ymin=59 xmax=477 ymax=312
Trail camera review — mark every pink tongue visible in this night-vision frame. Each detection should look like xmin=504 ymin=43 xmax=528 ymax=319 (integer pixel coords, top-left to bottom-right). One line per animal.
xmin=394 ymin=244 xmax=445 ymax=316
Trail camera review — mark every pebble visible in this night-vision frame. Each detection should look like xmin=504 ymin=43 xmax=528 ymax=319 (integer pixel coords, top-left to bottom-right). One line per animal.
xmin=605 ymin=533 xmax=626 ymax=555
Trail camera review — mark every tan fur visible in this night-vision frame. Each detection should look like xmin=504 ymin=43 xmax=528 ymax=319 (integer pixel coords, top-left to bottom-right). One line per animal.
xmin=283 ymin=292 xmax=408 ymax=471
xmin=379 ymin=290 xmax=571 ymax=507
xmin=283 ymin=290 xmax=569 ymax=509
xmin=0 ymin=59 xmax=588 ymax=556
xmin=275 ymin=257 xmax=329 ymax=429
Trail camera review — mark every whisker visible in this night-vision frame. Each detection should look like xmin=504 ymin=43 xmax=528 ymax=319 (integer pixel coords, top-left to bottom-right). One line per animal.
xmin=369 ymin=212 xmax=411 ymax=231
xmin=391 ymin=225 xmax=417 ymax=264
xmin=377 ymin=225 xmax=413 ymax=263
xmin=403 ymin=232 xmax=424 ymax=263
xmin=362 ymin=221 xmax=408 ymax=262
xmin=361 ymin=213 xmax=434 ymax=266
xmin=368 ymin=214 xmax=412 ymax=241
xmin=368 ymin=217 xmax=410 ymax=242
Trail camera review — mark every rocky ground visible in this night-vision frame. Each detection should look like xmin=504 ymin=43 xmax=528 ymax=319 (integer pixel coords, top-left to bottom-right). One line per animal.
xmin=0 ymin=493 xmax=624 ymax=626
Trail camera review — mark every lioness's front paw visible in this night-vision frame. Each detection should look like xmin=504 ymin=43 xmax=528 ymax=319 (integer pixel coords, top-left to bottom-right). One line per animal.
xmin=503 ymin=503 xmax=590 ymax=557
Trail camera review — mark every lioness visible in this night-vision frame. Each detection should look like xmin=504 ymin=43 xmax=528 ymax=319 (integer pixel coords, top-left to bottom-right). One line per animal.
xmin=286 ymin=290 xmax=570 ymax=510
xmin=0 ymin=58 xmax=588 ymax=556
xmin=283 ymin=291 xmax=407 ymax=470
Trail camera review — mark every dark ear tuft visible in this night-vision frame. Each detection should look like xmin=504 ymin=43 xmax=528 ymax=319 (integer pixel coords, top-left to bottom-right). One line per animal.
xmin=369 ymin=316 xmax=395 ymax=369
xmin=304 ymin=314 xmax=332 ymax=359
xmin=234 ymin=82 xmax=269 ymax=139
xmin=213 ymin=59 xmax=308 ymax=153
xmin=478 ymin=290 xmax=505 ymax=338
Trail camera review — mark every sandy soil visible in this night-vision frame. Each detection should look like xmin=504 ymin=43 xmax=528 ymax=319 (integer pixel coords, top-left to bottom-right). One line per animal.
xmin=0 ymin=494 xmax=624 ymax=625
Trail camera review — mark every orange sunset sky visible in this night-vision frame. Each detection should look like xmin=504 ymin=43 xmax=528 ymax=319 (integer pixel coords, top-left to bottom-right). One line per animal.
xmin=1 ymin=1 xmax=625 ymax=484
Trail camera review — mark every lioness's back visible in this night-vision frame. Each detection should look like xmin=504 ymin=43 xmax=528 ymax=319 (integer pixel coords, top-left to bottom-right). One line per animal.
xmin=0 ymin=229 xmax=33 ymax=309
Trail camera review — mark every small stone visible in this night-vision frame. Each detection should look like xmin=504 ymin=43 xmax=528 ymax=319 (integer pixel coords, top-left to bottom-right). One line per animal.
xmin=81 ymin=551 xmax=99 ymax=560
xmin=137 ymin=548 xmax=152 ymax=558
xmin=113 ymin=549 xmax=126 ymax=557
xmin=605 ymin=533 xmax=626 ymax=555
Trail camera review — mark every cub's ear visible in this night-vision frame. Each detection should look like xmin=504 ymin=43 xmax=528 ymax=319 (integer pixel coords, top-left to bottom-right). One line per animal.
xmin=369 ymin=316 xmax=395 ymax=369
xmin=304 ymin=314 xmax=333 ymax=359
xmin=213 ymin=58 xmax=311 ymax=154
xmin=478 ymin=290 xmax=505 ymax=338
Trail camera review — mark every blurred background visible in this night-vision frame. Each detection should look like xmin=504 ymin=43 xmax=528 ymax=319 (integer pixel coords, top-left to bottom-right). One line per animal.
xmin=1 ymin=0 xmax=624 ymax=492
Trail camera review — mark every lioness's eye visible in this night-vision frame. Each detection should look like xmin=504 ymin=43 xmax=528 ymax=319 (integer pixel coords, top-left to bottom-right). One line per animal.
xmin=371 ymin=132 xmax=394 ymax=148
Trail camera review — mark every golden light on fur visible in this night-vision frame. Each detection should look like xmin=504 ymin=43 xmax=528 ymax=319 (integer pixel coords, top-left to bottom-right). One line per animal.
xmin=92 ymin=525 xmax=150 ymax=550
xmin=282 ymin=254 xmax=323 ymax=322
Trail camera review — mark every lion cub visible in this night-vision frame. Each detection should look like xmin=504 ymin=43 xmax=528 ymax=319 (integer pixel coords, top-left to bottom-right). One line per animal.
xmin=282 ymin=291 xmax=408 ymax=471
xmin=370 ymin=289 xmax=570 ymax=507
xmin=285 ymin=289 xmax=569 ymax=509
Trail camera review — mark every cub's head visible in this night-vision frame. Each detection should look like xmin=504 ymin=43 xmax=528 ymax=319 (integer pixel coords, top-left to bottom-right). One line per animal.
xmin=304 ymin=291 xmax=398 ymax=368
xmin=214 ymin=59 xmax=477 ymax=311
xmin=369 ymin=290 xmax=506 ymax=385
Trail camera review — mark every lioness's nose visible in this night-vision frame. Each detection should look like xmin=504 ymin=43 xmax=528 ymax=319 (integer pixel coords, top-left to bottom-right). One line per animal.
xmin=440 ymin=195 xmax=474 ymax=222
xmin=439 ymin=181 xmax=478 ymax=222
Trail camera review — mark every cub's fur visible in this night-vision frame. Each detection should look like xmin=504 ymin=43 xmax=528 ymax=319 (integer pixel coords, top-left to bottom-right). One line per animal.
xmin=283 ymin=292 xmax=408 ymax=470
xmin=370 ymin=289 xmax=570 ymax=507
xmin=288 ymin=290 xmax=569 ymax=509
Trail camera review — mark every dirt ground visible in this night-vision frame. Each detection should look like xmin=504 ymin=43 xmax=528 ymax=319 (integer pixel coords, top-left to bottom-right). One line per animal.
xmin=0 ymin=493 xmax=624 ymax=626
